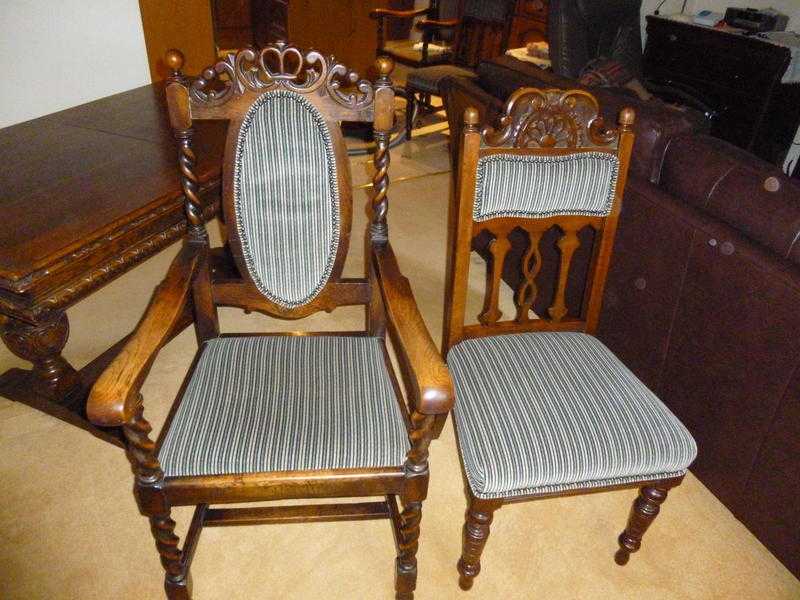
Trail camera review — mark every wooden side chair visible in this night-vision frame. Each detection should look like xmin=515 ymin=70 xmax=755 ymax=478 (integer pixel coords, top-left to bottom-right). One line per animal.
xmin=87 ymin=43 xmax=453 ymax=600
xmin=442 ymin=88 xmax=697 ymax=590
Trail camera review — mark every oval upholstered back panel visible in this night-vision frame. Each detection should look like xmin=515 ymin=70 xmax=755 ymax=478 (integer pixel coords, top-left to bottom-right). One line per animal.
xmin=233 ymin=90 xmax=340 ymax=308
xmin=473 ymin=153 xmax=620 ymax=221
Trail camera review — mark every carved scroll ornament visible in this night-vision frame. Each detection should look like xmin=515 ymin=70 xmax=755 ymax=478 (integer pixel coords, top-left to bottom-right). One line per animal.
xmin=189 ymin=41 xmax=374 ymax=110
xmin=482 ymin=88 xmax=617 ymax=149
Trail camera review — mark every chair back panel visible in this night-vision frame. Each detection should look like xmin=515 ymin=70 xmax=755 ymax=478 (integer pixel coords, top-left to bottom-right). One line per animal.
xmin=474 ymin=152 xmax=620 ymax=221
xmin=164 ymin=43 xmax=395 ymax=319
xmin=443 ymin=88 xmax=635 ymax=352
xmin=234 ymin=90 xmax=340 ymax=308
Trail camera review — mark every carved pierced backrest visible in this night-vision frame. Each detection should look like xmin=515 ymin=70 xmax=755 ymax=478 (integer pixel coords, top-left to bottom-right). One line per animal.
xmin=164 ymin=43 xmax=394 ymax=316
xmin=444 ymin=88 xmax=635 ymax=351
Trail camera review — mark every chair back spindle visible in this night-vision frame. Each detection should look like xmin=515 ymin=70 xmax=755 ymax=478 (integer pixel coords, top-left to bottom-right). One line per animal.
xmin=443 ymin=87 xmax=635 ymax=352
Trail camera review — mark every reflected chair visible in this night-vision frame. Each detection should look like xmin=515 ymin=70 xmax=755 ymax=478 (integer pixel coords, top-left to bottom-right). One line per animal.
xmin=397 ymin=0 xmax=513 ymax=142
xmin=442 ymin=89 xmax=697 ymax=590
xmin=370 ymin=0 xmax=456 ymax=69
xmin=87 ymin=44 xmax=453 ymax=600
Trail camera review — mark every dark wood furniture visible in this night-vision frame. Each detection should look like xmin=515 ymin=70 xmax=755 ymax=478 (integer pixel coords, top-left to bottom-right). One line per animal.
xmin=507 ymin=0 xmax=548 ymax=48
xmin=288 ymin=0 xmax=413 ymax=78
xmin=644 ymin=15 xmax=800 ymax=169
xmin=0 ymin=85 xmax=225 ymax=447
xmin=370 ymin=0 xmax=450 ymax=68
xmin=396 ymin=0 xmax=515 ymax=142
xmin=86 ymin=45 xmax=453 ymax=600
xmin=443 ymin=89 xmax=695 ymax=590
xmin=211 ymin=0 xmax=289 ymax=52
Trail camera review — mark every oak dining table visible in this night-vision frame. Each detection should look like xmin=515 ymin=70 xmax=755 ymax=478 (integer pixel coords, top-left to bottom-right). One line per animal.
xmin=0 ymin=84 xmax=225 ymax=446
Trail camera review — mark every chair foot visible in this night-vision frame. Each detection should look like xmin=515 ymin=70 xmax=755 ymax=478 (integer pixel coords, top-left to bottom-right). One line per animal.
xmin=164 ymin=573 xmax=191 ymax=600
xmin=615 ymin=484 xmax=669 ymax=566
xmin=457 ymin=495 xmax=501 ymax=590
xmin=458 ymin=569 xmax=475 ymax=591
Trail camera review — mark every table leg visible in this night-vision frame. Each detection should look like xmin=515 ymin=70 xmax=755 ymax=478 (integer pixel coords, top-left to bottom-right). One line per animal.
xmin=1 ymin=312 xmax=81 ymax=403
xmin=0 ymin=312 xmax=124 ymax=447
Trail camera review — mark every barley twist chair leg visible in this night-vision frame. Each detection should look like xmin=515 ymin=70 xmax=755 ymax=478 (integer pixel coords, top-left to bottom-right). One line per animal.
xmin=615 ymin=484 xmax=670 ymax=566
xmin=148 ymin=513 xmax=191 ymax=599
xmin=124 ymin=404 xmax=191 ymax=599
xmin=395 ymin=499 xmax=422 ymax=600
xmin=457 ymin=495 xmax=502 ymax=590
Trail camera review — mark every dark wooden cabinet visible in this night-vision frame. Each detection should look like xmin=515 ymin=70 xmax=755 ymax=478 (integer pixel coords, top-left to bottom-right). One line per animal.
xmin=644 ymin=15 xmax=800 ymax=168
xmin=211 ymin=0 xmax=289 ymax=51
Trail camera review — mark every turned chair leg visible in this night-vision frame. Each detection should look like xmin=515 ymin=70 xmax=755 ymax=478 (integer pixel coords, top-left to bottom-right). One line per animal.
xmin=457 ymin=494 xmax=502 ymax=591
xmin=395 ymin=498 xmax=423 ymax=600
xmin=615 ymin=482 xmax=673 ymax=566
xmin=405 ymin=88 xmax=416 ymax=143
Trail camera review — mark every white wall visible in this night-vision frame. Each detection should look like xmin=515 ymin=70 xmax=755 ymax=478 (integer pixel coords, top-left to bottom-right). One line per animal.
xmin=0 ymin=1 xmax=150 ymax=128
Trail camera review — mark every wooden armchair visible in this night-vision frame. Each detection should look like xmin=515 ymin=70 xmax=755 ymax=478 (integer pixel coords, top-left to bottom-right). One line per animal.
xmin=399 ymin=0 xmax=513 ymax=142
xmin=87 ymin=44 xmax=453 ymax=600
xmin=370 ymin=1 xmax=453 ymax=69
xmin=442 ymin=89 xmax=697 ymax=589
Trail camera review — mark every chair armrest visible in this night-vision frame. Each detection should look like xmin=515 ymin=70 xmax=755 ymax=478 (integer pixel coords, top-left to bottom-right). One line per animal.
xmin=372 ymin=243 xmax=453 ymax=415
xmin=369 ymin=7 xmax=431 ymax=21
xmin=87 ymin=242 xmax=202 ymax=427
xmin=416 ymin=18 xmax=460 ymax=32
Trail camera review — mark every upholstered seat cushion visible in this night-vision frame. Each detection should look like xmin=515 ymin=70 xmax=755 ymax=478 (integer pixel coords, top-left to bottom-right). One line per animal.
xmin=159 ymin=336 xmax=410 ymax=478
xmin=384 ymin=40 xmax=452 ymax=65
xmin=407 ymin=65 xmax=477 ymax=94
xmin=449 ymin=332 xmax=696 ymax=499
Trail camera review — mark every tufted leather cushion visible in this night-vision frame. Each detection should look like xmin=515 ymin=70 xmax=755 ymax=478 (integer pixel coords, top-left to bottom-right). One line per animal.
xmin=474 ymin=153 xmax=620 ymax=220
xmin=449 ymin=332 xmax=697 ymax=498
xmin=159 ymin=336 xmax=410 ymax=478
xmin=234 ymin=90 xmax=340 ymax=308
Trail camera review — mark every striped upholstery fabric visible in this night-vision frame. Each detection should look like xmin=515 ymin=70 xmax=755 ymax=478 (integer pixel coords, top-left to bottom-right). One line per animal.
xmin=234 ymin=90 xmax=340 ymax=308
xmin=473 ymin=153 xmax=620 ymax=220
xmin=448 ymin=332 xmax=696 ymax=499
xmin=158 ymin=336 xmax=409 ymax=478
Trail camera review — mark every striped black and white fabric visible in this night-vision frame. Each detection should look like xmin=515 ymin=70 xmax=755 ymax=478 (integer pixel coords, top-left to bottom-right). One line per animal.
xmin=448 ymin=332 xmax=696 ymax=499
xmin=473 ymin=153 xmax=620 ymax=221
xmin=234 ymin=90 xmax=340 ymax=308
xmin=158 ymin=336 xmax=409 ymax=478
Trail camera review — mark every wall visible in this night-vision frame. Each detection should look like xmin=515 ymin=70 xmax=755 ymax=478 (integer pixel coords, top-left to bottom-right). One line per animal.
xmin=138 ymin=0 xmax=216 ymax=82
xmin=0 ymin=1 xmax=151 ymax=128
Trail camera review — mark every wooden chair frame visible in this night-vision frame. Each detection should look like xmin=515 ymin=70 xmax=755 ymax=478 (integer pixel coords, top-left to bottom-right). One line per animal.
xmin=398 ymin=0 xmax=514 ymax=143
xmin=87 ymin=43 xmax=453 ymax=600
xmin=369 ymin=1 xmax=449 ymax=69
xmin=442 ymin=88 xmax=686 ymax=590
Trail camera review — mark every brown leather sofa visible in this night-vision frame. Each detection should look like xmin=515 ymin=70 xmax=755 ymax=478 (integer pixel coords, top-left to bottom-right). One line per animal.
xmin=442 ymin=58 xmax=800 ymax=577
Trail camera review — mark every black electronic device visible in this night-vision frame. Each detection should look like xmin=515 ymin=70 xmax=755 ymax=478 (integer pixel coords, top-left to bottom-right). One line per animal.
xmin=724 ymin=7 xmax=789 ymax=32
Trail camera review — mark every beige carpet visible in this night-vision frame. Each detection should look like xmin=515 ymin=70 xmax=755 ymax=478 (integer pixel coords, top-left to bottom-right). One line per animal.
xmin=1 ymin=129 xmax=798 ymax=600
